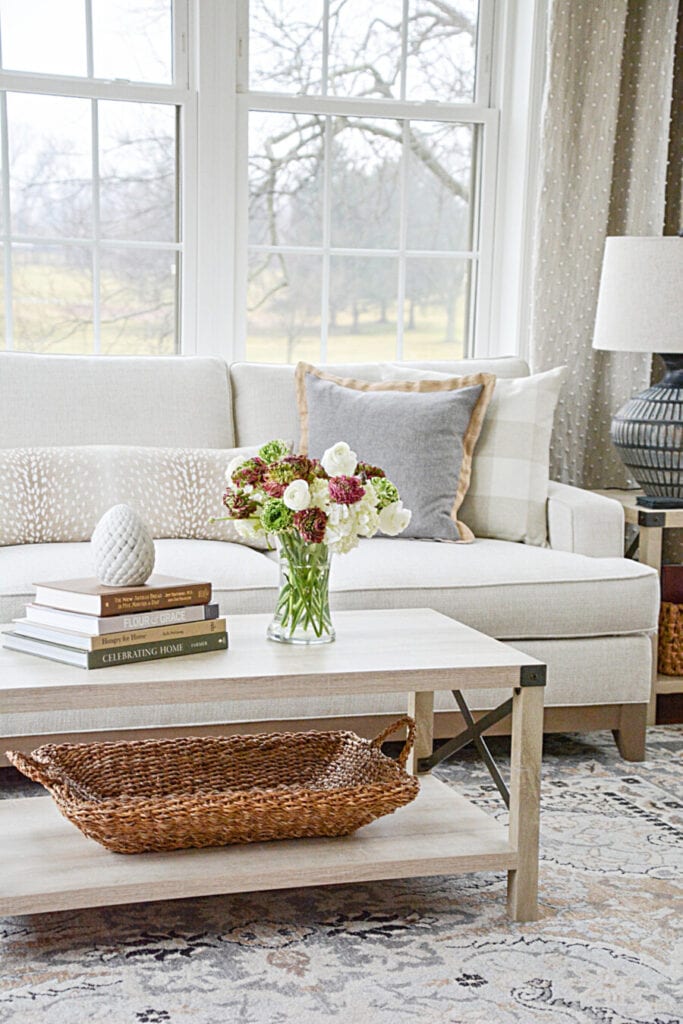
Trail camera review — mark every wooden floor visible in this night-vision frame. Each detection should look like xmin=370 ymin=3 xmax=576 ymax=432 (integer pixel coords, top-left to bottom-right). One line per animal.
xmin=0 ymin=776 xmax=515 ymax=916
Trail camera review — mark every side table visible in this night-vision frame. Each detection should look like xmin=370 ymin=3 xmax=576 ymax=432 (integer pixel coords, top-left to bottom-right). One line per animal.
xmin=593 ymin=489 xmax=683 ymax=724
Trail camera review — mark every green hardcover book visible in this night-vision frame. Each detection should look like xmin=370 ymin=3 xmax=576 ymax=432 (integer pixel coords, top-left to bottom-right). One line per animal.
xmin=2 ymin=629 xmax=228 ymax=669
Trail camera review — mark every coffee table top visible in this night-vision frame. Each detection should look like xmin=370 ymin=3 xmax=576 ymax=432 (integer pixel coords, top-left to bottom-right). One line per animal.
xmin=0 ymin=608 xmax=543 ymax=716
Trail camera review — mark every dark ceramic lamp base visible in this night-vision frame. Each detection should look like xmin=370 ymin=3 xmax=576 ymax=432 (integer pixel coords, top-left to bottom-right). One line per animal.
xmin=611 ymin=353 xmax=683 ymax=509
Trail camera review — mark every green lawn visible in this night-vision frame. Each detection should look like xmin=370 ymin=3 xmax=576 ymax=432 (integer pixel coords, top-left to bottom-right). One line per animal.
xmin=2 ymin=258 xmax=175 ymax=356
xmin=1 ymin=260 xmax=466 ymax=362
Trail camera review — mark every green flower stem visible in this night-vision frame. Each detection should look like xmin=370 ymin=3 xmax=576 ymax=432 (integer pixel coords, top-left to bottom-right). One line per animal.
xmin=276 ymin=534 xmax=332 ymax=639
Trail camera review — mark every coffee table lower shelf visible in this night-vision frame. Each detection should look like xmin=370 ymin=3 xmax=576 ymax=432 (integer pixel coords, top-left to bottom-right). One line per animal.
xmin=0 ymin=776 xmax=515 ymax=917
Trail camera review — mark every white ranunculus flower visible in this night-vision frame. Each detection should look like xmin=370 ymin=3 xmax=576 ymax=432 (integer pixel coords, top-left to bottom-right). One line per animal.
xmin=325 ymin=518 xmax=360 ymax=555
xmin=357 ymin=504 xmax=380 ymax=538
xmin=327 ymin=531 xmax=360 ymax=555
xmin=234 ymin=518 xmax=265 ymax=541
xmin=309 ymin=477 xmax=331 ymax=510
xmin=283 ymin=478 xmax=310 ymax=512
xmin=326 ymin=503 xmax=352 ymax=528
xmin=358 ymin=484 xmax=379 ymax=514
xmin=225 ymin=453 xmax=248 ymax=483
xmin=378 ymin=500 xmax=412 ymax=536
xmin=321 ymin=441 xmax=357 ymax=478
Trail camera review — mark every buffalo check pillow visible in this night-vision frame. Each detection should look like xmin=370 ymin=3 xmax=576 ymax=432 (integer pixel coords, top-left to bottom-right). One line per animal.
xmin=380 ymin=364 xmax=567 ymax=546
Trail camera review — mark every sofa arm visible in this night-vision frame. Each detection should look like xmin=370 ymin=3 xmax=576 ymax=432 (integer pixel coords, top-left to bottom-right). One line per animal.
xmin=547 ymin=482 xmax=625 ymax=558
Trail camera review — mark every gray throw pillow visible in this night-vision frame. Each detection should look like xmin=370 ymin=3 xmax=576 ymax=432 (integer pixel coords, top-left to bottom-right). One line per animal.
xmin=295 ymin=363 xmax=495 ymax=541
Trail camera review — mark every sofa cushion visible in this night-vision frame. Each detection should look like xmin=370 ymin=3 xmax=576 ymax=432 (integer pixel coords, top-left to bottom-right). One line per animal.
xmin=1 ymin=537 xmax=657 ymax=639
xmin=0 ymin=445 xmax=267 ymax=548
xmin=231 ymin=357 xmax=530 ymax=447
xmin=296 ymin=363 xmax=495 ymax=542
xmin=0 ymin=539 xmax=279 ymax=622
xmin=316 ymin=537 xmax=656 ymax=640
xmin=0 ymin=353 xmax=235 ymax=449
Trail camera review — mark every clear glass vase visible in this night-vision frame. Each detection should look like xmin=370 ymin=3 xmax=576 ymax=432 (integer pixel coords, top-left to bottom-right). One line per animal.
xmin=267 ymin=534 xmax=335 ymax=645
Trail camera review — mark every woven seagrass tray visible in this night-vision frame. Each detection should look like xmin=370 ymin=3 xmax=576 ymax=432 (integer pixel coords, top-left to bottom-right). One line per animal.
xmin=658 ymin=602 xmax=683 ymax=676
xmin=6 ymin=717 xmax=419 ymax=854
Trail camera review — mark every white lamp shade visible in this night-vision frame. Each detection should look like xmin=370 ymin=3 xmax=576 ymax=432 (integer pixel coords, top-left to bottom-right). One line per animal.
xmin=592 ymin=236 xmax=683 ymax=353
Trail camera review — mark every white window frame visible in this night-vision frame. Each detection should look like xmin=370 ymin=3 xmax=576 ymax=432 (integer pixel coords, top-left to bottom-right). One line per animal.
xmin=0 ymin=0 xmax=196 ymax=354
xmin=228 ymin=0 xmax=499 ymax=363
xmin=486 ymin=0 xmax=547 ymax=362
xmin=0 ymin=1 xmax=546 ymax=361
xmin=190 ymin=0 xmax=548 ymax=363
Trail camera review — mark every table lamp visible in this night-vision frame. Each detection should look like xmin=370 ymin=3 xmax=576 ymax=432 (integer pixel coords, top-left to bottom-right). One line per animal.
xmin=593 ymin=235 xmax=683 ymax=508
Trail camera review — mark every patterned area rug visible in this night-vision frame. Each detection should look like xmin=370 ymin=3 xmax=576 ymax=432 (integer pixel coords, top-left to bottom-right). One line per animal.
xmin=1 ymin=727 xmax=682 ymax=1024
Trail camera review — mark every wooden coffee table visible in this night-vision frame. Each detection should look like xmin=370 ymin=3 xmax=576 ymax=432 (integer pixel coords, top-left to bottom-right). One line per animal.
xmin=0 ymin=609 xmax=546 ymax=921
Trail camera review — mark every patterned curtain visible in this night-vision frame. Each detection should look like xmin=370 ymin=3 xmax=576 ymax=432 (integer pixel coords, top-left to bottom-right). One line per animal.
xmin=529 ymin=0 xmax=680 ymax=489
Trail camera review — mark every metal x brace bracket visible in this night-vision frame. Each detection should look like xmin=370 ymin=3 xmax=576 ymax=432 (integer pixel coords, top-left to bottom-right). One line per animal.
xmin=416 ymin=663 xmax=546 ymax=808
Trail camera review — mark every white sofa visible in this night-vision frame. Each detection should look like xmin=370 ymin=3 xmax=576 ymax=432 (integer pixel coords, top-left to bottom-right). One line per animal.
xmin=0 ymin=352 xmax=659 ymax=761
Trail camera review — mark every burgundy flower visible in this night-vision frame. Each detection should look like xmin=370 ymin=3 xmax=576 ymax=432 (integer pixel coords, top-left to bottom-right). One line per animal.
xmin=262 ymin=476 xmax=287 ymax=498
xmin=262 ymin=459 xmax=307 ymax=497
xmin=222 ymin=490 xmax=258 ymax=519
xmin=294 ymin=507 xmax=327 ymax=544
xmin=231 ymin=457 xmax=267 ymax=488
xmin=281 ymin=455 xmax=316 ymax=481
xmin=328 ymin=475 xmax=365 ymax=505
xmin=309 ymin=459 xmax=329 ymax=480
xmin=356 ymin=461 xmax=385 ymax=482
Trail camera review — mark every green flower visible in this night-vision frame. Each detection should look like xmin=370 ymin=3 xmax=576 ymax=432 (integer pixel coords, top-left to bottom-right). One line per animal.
xmin=258 ymin=439 xmax=291 ymax=464
xmin=263 ymin=462 xmax=299 ymax=496
xmin=260 ymin=498 xmax=293 ymax=534
xmin=371 ymin=477 xmax=399 ymax=508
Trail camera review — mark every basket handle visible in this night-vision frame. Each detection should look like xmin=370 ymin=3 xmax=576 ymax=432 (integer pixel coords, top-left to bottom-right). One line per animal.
xmin=5 ymin=750 xmax=63 ymax=789
xmin=370 ymin=716 xmax=416 ymax=769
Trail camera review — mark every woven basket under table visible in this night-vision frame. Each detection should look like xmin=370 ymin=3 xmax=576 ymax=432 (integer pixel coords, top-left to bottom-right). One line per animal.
xmin=6 ymin=717 xmax=419 ymax=854
xmin=658 ymin=602 xmax=683 ymax=676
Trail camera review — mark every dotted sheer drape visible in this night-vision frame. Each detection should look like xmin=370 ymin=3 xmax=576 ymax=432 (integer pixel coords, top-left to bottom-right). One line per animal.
xmin=528 ymin=0 xmax=680 ymax=491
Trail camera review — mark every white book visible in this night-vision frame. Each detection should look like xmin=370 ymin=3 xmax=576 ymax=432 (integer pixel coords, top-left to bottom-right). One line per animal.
xmin=12 ymin=617 xmax=227 ymax=652
xmin=25 ymin=602 xmax=220 ymax=636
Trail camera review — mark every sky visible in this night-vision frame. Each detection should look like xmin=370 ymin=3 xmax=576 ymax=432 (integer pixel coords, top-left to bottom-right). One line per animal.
xmin=0 ymin=0 xmax=172 ymax=83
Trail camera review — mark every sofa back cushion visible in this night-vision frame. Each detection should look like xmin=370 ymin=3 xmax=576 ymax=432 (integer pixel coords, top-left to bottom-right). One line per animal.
xmin=0 ymin=353 xmax=235 ymax=449
xmin=231 ymin=357 xmax=530 ymax=447
xmin=0 ymin=445 xmax=267 ymax=547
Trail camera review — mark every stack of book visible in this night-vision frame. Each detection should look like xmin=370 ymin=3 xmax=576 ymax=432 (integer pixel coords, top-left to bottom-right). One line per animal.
xmin=2 ymin=575 xmax=228 ymax=669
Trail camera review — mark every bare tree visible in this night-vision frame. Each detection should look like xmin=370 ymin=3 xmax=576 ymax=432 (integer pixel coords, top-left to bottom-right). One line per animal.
xmin=248 ymin=1 xmax=477 ymax=355
xmin=8 ymin=103 xmax=176 ymax=355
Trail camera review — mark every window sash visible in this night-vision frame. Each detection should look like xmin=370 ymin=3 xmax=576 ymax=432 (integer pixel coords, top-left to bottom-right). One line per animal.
xmin=0 ymin=0 xmax=194 ymax=354
xmin=234 ymin=0 xmax=498 ymax=363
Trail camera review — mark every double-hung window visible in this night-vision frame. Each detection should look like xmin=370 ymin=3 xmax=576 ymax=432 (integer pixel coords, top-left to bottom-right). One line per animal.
xmin=0 ymin=1 xmax=510 ymax=362
xmin=238 ymin=0 xmax=498 ymax=363
xmin=0 ymin=0 xmax=190 ymax=354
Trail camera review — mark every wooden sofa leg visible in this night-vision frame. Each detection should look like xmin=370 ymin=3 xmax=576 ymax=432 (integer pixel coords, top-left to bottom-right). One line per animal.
xmin=612 ymin=704 xmax=647 ymax=762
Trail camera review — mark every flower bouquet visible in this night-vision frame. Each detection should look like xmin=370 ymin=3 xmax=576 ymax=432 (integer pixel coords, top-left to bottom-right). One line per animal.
xmin=217 ymin=439 xmax=411 ymax=644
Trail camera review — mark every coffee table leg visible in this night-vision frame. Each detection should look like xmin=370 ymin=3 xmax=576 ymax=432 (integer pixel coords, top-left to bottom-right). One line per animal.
xmin=507 ymin=684 xmax=544 ymax=921
xmin=407 ymin=691 xmax=434 ymax=774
